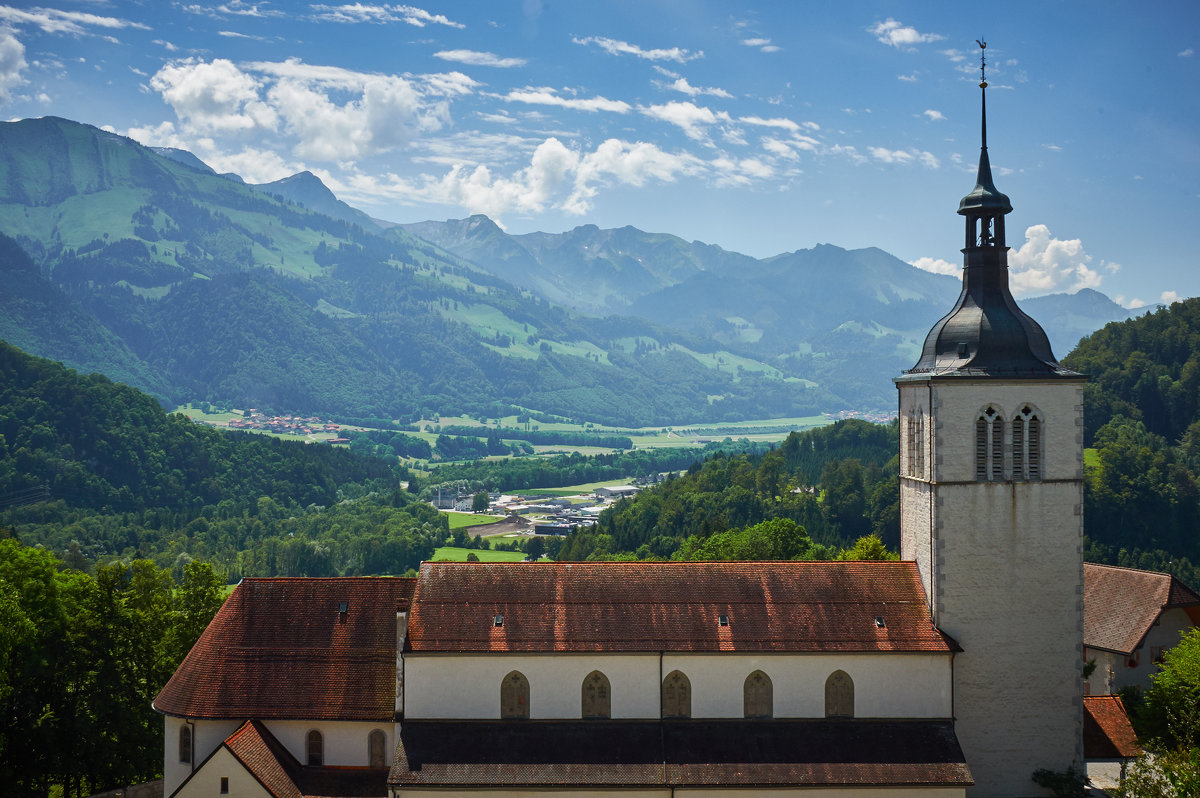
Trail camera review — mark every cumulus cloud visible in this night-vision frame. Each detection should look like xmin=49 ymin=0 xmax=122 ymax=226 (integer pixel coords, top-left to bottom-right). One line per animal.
xmin=922 ymin=109 xmax=945 ymax=121
xmin=910 ymin=256 xmax=959 ymax=276
xmin=869 ymin=146 xmax=939 ymax=168
xmin=869 ymin=18 xmax=944 ymax=49
xmin=740 ymin=37 xmax=779 ymax=53
xmin=640 ymin=100 xmax=730 ymax=141
xmin=502 ymin=86 xmax=630 ymax=113
xmin=309 ymin=3 xmax=463 ymax=27
xmin=1179 ymin=48 xmax=1194 ymax=58
xmin=0 ymin=5 xmax=150 ymax=36
xmin=181 ymin=1 xmax=283 ymax=17
xmin=658 ymin=76 xmax=732 ymax=99
xmin=1007 ymin=224 xmax=1102 ymax=297
xmin=572 ymin=36 xmax=701 ymax=63
xmin=0 ymin=26 xmax=27 ymax=103
xmin=434 ymin=49 xmax=526 ymax=68
xmin=148 ymin=57 xmax=470 ymax=160
xmin=1161 ymin=290 xmax=1180 ymax=303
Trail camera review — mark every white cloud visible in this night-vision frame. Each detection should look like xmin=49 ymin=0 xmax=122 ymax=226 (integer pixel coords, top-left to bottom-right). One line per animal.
xmin=154 ymin=39 xmax=178 ymax=52
xmin=308 ymin=3 xmax=463 ymax=27
xmin=0 ymin=5 xmax=150 ymax=36
xmin=739 ymin=115 xmax=800 ymax=133
xmin=898 ymin=72 xmax=918 ymax=82
xmin=659 ymin=76 xmax=732 ymax=99
xmin=503 ymin=86 xmax=630 ymax=113
xmin=219 ymin=30 xmax=268 ymax=40
xmin=869 ymin=146 xmax=938 ymax=168
xmin=640 ymin=100 xmax=730 ymax=141
xmin=1161 ymin=290 xmax=1180 ymax=303
xmin=1007 ymin=224 xmax=1103 ymax=297
xmin=922 ymin=109 xmax=945 ymax=121
xmin=150 ymin=58 xmax=278 ymax=135
xmin=869 ymin=18 xmax=944 ymax=49
xmin=181 ymin=1 xmax=284 ymax=18
xmin=434 ymin=49 xmax=526 ymax=68
xmin=1179 ymin=48 xmax=1194 ymax=58
xmin=572 ymin=36 xmax=701 ymax=63
xmin=742 ymin=38 xmax=770 ymax=47
xmin=0 ymin=26 xmax=27 ymax=104
xmin=910 ymin=256 xmax=959 ymax=276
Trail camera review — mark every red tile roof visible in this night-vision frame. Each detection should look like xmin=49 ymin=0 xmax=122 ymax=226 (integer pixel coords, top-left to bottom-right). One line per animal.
xmin=156 ymin=577 xmax=415 ymax=720
xmin=408 ymin=561 xmax=950 ymax=653
xmin=389 ymin=719 xmax=972 ymax=787
xmin=1083 ymin=696 xmax=1142 ymax=759
xmin=1083 ymin=563 xmax=1200 ymax=655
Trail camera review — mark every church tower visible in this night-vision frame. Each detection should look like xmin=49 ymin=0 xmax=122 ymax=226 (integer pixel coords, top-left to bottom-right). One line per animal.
xmin=895 ymin=43 xmax=1086 ymax=796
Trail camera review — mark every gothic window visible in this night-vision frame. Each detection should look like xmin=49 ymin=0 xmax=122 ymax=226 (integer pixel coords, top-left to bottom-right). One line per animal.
xmin=975 ymin=406 xmax=1004 ymax=481
xmin=906 ymin=410 xmax=916 ymax=476
xmin=307 ymin=729 xmax=324 ymax=766
xmin=501 ymin=671 xmax=530 ymax=719
xmin=661 ymin=670 xmax=691 ymax=719
xmin=743 ymin=670 xmax=773 ymax=718
xmin=581 ymin=671 xmax=611 ymax=719
xmin=825 ymin=670 xmax=854 ymax=718
xmin=1011 ymin=406 xmax=1043 ymax=481
xmin=368 ymin=729 xmax=387 ymax=768
xmin=179 ymin=724 xmax=192 ymax=764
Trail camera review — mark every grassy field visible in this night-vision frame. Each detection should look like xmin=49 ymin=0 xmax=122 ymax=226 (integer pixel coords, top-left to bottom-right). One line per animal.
xmin=524 ymin=478 xmax=631 ymax=496
xmin=444 ymin=511 xmax=504 ymax=530
xmin=430 ymin=546 xmax=527 ymax=562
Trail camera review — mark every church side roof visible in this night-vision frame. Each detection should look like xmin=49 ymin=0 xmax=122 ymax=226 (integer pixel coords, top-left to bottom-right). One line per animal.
xmin=408 ymin=561 xmax=951 ymax=653
xmin=1083 ymin=563 xmax=1200 ymax=655
xmin=224 ymin=720 xmax=304 ymax=798
xmin=1082 ymin=696 xmax=1142 ymax=760
xmin=388 ymin=719 xmax=973 ymax=788
xmin=155 ymin=577 xmax=415 ymax=720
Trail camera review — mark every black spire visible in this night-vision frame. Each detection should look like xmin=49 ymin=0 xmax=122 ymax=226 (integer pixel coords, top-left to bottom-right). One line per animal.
xmin=903 ymin=40 xmax=1077 ymax=378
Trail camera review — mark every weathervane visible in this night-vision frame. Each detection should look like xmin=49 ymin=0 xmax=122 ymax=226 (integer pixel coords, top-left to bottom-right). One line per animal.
xmin=976 ymin=38 xmax=987 ymax=88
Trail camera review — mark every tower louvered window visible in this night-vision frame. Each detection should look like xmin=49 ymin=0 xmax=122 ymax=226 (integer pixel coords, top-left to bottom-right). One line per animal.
xmin=975 ymin=416 xmax=988 ymax=480
xmin=915 ymin=409 xmax=925 ymax=478
xmin=976 ymin=406 xmax=1004 ymax=481
xmin=906 ymin=411 xmax=916 ymax=476
xmin=1012 ymin=406 xmax=1042 ymax=481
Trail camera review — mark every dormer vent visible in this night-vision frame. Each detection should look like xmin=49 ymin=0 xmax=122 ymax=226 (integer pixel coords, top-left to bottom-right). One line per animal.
xmin=875 ymin=616 xmax=886 ymax=629
xmin=493 ymin=614 xmax=504 ymax=627
xmin=339 ymin=601 xmax=349 ymax=614
xmin=718 ymin=614 xmax=729 ymax=627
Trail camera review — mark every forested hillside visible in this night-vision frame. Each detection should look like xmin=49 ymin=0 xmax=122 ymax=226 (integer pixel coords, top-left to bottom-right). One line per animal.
xmin=552 ymin=419 xmax=899 ymax=562
xmin=0 ymin=342 xmax=443 ymax=578
xmin=1063 ymin=298 xmax=1200 ymax=586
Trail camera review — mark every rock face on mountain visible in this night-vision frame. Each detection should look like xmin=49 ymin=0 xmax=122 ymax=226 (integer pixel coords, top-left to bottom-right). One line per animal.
xmin=0 ymin=116 xmax=1142 ymax=421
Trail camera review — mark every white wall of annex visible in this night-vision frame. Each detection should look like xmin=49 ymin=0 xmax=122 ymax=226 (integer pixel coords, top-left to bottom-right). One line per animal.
xmin=392 ymin=788 xmax=964 ymax=798
xmin=162 ymin=716 xmax=241 ymax=798
xmin=173 ymin=746 xmax=272 ymax=798
xmin=404 ymin=652 xmax=951 ymax=719
xmin=264 ymin=719 xmax=395 ymax=767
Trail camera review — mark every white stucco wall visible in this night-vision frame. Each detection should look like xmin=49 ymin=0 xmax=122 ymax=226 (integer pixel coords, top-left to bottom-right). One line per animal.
xmin=162 ymin=716 xmax=242 ymax=798
xmin=263 ymin=719 xmax=395 ymax=768
xmin=173 ymin=746 xmax=272 ymax=798
xmin=403 ymin=652 xmax=952 ymax=720
xmin=897 ymin=377 xmax=1086 ymax=797
xmin=392 ymin=788 xmax=965 ymax=798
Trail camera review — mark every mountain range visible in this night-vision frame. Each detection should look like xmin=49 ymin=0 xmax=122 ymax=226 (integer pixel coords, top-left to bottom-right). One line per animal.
xmin=0 ymin=116 xmax=1141 ymax=425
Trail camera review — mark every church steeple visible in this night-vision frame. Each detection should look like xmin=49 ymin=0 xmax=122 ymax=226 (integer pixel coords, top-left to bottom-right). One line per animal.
xmin=904 ymin=40 xmax=1076 ymax=378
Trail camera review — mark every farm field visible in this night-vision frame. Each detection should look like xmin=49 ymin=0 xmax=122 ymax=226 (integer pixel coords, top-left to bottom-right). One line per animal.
xmin=523 ymin=478 xmax=631 ymax=497
xmin=430 ymin=546 xmax=527 ymax=562
xmin=443 ymin=511 xmax=504 ymax=530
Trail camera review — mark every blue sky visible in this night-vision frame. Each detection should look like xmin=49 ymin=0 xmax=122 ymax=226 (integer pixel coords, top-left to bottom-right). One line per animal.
xmin=0 ymin=1 xmax=1196 ymax=307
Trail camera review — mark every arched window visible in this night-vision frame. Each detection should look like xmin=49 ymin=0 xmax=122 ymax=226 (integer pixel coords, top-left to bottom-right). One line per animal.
xmin=501 ymin=671 xmax=530 ymax=719
xmin=306 ymin=729 xmax=324 ymax=766
xmin=825 ymin=670 xmax=854 ymax=718
xmin=743 ymin=670 xmax=773 ymax=718
xmin=179 ymin=724 xmax=192 ymax=764
xmin=581 ymin=671 xmax=611 ymax=719
xmin=915 ymin=408 xmax=925 ymax=478
xmin=368 ymin=729 xmax=387 ymax=768
xmin=906 ymin=410 xmax=916 ymax=476
xmin=661 ymin=670 xmax=691 ymax=719
xmin=975 ymin=406 xmax=1004 ymax=481
xmin=1011 ymin=406 xmax=1042 ymax=481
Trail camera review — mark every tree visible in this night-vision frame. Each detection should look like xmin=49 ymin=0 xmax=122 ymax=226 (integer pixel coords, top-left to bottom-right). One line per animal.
xmin=1138 ymin=626 xmax=1200 ymax=749
xmin=472 ymin=491 xmax=489 ymax=513
xmin=525 ymin=537 xmax=546 ymax=561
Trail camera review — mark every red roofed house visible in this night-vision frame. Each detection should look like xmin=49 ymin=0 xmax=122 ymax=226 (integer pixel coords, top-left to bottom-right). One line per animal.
xmin=156 ymin=63 xmax=1097 ymax=798
xmin=1082 ymin=695 xmax=1142 ymax=790
xmin=1083 ymin=562 xmax=1200 ymax=696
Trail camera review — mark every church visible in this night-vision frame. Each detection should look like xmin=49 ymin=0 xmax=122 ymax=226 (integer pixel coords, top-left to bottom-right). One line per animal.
xmin=154 ymin=56 xmax=1090 ymax=798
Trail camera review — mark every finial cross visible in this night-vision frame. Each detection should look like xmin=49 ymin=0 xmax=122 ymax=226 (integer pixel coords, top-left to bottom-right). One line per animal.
xmin=975 ymin=39 xmax=987 ymax=88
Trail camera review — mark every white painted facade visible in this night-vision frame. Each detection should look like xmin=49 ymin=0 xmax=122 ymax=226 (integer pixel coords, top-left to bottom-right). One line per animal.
xmin=162 ymin=715 xmax=395 ymax=796
xmin=1084 ymin=606 xmax=1198 ymax=695
xmin=173 ymin=746 xmax=272 ymax=798
xmin=403 ymin=652 xmax=953 ymax=720
xmin=898 ymin=377 xmax=1086 ymax=797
